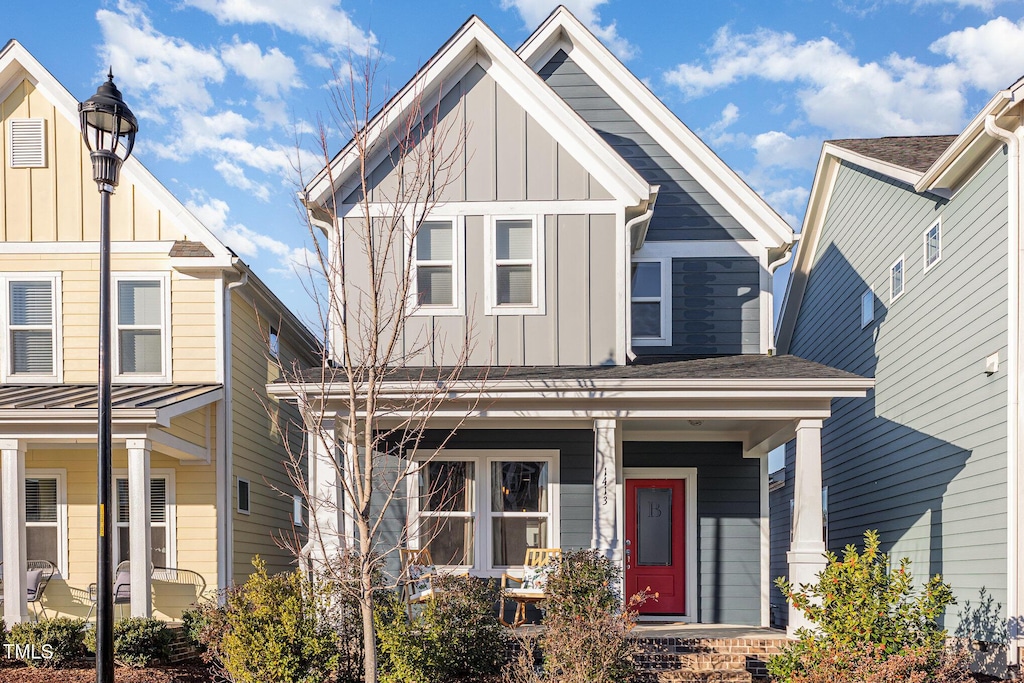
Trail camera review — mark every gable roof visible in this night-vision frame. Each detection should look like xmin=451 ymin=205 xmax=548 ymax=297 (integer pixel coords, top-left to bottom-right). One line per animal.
xmin=776 ymin=76 xmax=1024 ymax=354
xmin=830 ymin=136 xmax=958 ymax=174
xmin=302 ymin=15 xmax=654 ymax=210
xmin=0 ymin=40 xmax=234 ymax=260
xmin=517 ymin=6 xmax=794 ymax=250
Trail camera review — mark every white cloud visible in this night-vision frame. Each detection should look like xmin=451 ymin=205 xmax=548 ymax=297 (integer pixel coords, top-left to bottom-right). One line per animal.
xmin=221 ymin=38 xmax=302 ymax=97
xmin=187 ymin=196 xmax=313 ymax=276
xmin=214 ymin=159 xmax=271 ymax=201
xmin=97 ymin=0 xmax=225 ymax=115
xmin=500 ymin=0 xmax=637 ymax=60
xmin=184 ymin=0 xmax=376 ymax=56
xmin=751 ymin=131 xmax=821 ymax=170
xmin=664 ymin=18 xmax=1024 ymax=138
xmin=700 ymin=102 xmax=740 ymax=145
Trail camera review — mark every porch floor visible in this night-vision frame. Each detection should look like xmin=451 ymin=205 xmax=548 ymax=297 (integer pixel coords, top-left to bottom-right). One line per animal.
xmin=631 ymin=623 xmax=788 ymax=640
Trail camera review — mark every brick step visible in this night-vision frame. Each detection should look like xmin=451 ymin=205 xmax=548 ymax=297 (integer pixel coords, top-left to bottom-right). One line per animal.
xmin=654 ymin=670 xmax=755 ymax=683
xmin=638 ymin=653 xmax=769 ymax=677
xmin=638 ymin=638 xmax=782 ymax=657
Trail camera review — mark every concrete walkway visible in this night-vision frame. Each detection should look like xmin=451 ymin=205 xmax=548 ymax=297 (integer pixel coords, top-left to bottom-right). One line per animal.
xmin=631 ymin=622 xmax=789 ymax=640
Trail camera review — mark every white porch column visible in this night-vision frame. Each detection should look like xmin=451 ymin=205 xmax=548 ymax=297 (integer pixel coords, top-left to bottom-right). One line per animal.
xmin=126 ymin=439 xmax=152 ymax=618
xmin=592 ymin=420 xmax=620 ymax=562
xmin=1 ymin=439 xmax=27 ymax=624
xmin=787 ymin=419 xmax=826 ymax=636
xmin=308 ymin=417 xmax=344 ymax=569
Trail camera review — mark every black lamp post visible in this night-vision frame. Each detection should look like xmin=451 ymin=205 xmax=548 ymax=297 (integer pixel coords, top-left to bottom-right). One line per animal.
xmin=79 ymin=71 xmax=137 ymax=683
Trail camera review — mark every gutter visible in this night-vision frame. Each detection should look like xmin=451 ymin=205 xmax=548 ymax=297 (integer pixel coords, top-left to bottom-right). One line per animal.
xmin=766 ymin=235 xmax=801 ymax=356
xmin=623 ymin=192 xmax=658 ymax=362
xmin=219 ymin=268 xmax=248 ymax=592
xmin=984 ymin=112 xmax=1022 ymax=667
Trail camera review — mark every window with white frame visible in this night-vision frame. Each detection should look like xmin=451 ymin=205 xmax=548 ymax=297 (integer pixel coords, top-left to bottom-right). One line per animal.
xmin=411 ymin=451 xmax=557 ymax=571
xmin=924 ymin=221 xmax=941 ymax=271
xmin=487 ymin=217 xmax=542 ymax=314
xmin=413 ymin=220 xmax=456 ymax=309
xmin=26 ymin=475 xmax=62 ymax=570
xmin=269 ymin=326 xmax=280 ymax=359
xmin=861 ymin=289 xmax=874 ymax=328
xmin=115 ymin=277 xmax=167 ymax=378
xmin=115 ymin=476 xmax=171 ymax=567
xmin=890 ymin=256 xmax=905 ymax=302
xmin=6 ymin=276 xmax=59 ymax=380
xmin=631 ymin=259 xmax=670 ymax=345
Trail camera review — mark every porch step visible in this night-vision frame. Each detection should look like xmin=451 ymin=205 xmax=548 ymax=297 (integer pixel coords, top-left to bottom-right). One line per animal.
xmin=636 ymin=636 xmax=780 ymax=682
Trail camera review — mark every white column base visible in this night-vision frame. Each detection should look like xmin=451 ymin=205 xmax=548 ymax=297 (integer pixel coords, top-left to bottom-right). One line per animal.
xmin=786 ymin=549 xmax=826 ymax=636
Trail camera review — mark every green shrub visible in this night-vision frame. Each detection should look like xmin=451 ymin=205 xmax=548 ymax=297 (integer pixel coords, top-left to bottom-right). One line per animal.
xmin=377 ymin=574 xmax=508 ymax=683
xmin=85 ymin=617 xmax=173 ymax=668
xmin=192 ymin=557 xmax=341 ymax=683
xmin=770 ymin=530 xmax=960 ymax=682
xmin=7 ymin=617 xmax=85 ymax=668
xmin=780 ymin=641 xmax=971 ymax=683
xmin=502 ymin=549 xmax=648 ymax=683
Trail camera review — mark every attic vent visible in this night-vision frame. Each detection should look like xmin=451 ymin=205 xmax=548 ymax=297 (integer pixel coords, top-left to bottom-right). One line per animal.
xmin=9 ymin=118 xmax=46 ymax=168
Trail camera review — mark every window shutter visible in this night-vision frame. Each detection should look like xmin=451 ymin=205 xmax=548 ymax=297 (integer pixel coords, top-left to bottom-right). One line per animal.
xmin=26 ymin=478 xmax=58 ymax=523
xmin=150 ymin=478 xmax=166 ymax=523
xmin=116 ymin=479 xmax=130 ymax=523
xmin=9 ymin=119 xmax=46 ymax=168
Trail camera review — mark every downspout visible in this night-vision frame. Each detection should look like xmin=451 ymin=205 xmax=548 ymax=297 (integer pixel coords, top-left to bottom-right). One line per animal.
xmin=767 ymin=235 xmax=801 ymax=356
xmin=984 ymin=113 xmax=1021 ymax=667
xmin=222 ymin=268 xmax=248 ymax=589
xmin=623 ymin=206 xmax=656 ymax=362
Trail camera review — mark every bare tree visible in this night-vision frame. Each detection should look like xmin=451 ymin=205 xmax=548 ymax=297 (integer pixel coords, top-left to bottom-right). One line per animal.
xmin=271 ymin=53 xmax=489 ymax=683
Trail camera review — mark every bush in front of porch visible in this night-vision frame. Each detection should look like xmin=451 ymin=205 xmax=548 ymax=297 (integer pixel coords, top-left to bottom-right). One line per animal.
xmin=769 ymin=529 xmax=968 ymax=682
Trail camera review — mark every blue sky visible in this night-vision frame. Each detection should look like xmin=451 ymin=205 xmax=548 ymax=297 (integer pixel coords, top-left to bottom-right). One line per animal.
xmin=6 ymin=0 xmax=1024 ymax=326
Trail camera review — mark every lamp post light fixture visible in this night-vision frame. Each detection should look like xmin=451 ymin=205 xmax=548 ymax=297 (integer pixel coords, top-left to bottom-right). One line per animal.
xmin=79 ymin=71 xmax=137 ymax=683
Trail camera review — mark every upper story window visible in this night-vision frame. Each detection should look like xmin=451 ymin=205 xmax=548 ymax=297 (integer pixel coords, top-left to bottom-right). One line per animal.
xmin=890 ymin=256 xmax=905 ymax=302
xmin=411 ymin=219 xmax=464 ymax=315
xmin=861 ymin=289 xmax=874 ymax=328
xmin=923 ymin=220 xmax=941 ymax=271
xmin=3 ymin=274 xmax=61 ymax=382
xmin=269 ymin=326 xmax=280 ymax=359
xmin=631 ymin=258 xmax=671 ymax=346
xmin=486 ymin=217 xmax=544 ymax=316
xmin=115 ymin=275 xmax=170 ymax=382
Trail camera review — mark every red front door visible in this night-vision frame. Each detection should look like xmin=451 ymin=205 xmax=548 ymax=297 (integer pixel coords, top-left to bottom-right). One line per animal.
xmin=625 ymin=478 xmax=686 ymax=614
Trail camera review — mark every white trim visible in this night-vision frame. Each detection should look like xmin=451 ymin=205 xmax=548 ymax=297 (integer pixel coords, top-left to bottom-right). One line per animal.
xmin=23 ymin=468 xmax=67 ymax=578
xmin=630 ymin=256 xmax=671 ymax=346
xmin=112 ymin=467 xmax=176 ymax=570
xmin=0 ymin=273 xmax=63 ymax=383
xmin=484 ymin=215 xmax=546 ymax=316
xmin=634 ymin=240 xmax=762 ymax=260
xmin=335 ymin=201 xmax=624 ymax=220
xmin=923 ymin=218 xmax=942 ymax=272
xmin=112 ymin=273 xmax=172 ymax=384
xmin=407 ymin=215 xmax=466 ymax=317
xmin=759 ymin=454 xmax=770 ymax=627
xmin=517 ymin=9 xmax=792 ymax=249
xmin=0 ymin=242 xmax=181 ymax=254
xmin=8 ymin=118 xmax=46 ymax=168
xmin=889 ymin=255 xmax=906 ymax=303
xmin=861 ymin=289 xmax=875 ymax=329
xmin=824 ymin=143 xmax=923 ymax=187
xmin=622 ymin=467 xmax=698 ymax=622
xmin=407 ymin=449 xmax=560 ymax=577
xmin=236 ymin=477 xmax=251 ymax=515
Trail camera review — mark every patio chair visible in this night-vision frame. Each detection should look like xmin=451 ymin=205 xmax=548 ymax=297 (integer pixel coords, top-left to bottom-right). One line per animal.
xmin=400 ymin=548 xmax=440 ymax=620
xmin=86 ymin=560 xmax=133 ymax=622
xmin=500 ymin=548 xmax=561 ymax=628
xmin=0 ymin=560 xmax=58 ymax=622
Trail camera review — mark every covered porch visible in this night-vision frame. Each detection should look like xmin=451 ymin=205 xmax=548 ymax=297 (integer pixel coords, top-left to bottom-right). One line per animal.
xmin=279 ymin=354 xmax=872 ymax=633
xmin=0 ymin=383 xmax=222 ymax=624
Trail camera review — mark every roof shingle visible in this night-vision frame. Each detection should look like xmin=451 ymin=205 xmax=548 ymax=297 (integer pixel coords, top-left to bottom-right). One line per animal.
xmin=829 ymin=135 xmax=958 ymax=173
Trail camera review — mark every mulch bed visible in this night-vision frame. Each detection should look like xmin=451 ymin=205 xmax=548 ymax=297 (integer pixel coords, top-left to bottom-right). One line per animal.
xmin=0 ymin=661 xmax=215 ymax=682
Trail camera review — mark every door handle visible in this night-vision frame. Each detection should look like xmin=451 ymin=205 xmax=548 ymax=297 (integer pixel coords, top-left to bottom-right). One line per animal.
xmin=625 ymin=549 xmax=631 ymax=557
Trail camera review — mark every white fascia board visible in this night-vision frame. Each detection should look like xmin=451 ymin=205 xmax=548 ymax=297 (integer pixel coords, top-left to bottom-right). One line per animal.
xmin=916 ymin=86 xmax=1019 ymax=193
xmin=517 ymin=9 xmax=793 ymax=249
xmin=826 ymin=144 xmax=923 ymax=187
xmin=153 ymin=387 xmax=224 ymax=427
xmin=775 ymin=150 xmax=841 ymax=355
xmin=0 ymin=41 xmax=232 ymax=259
xmin=304 ymin=17 xmax=651 ymax=208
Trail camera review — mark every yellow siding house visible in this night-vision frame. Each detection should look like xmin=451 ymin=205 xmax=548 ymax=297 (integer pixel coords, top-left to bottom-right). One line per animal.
xmin=0 ymin=40 xmax=318 ymax=623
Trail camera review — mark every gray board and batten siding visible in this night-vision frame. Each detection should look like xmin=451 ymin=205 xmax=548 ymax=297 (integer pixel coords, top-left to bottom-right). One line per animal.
xmin=342 ymin=63 xmax=614 ymax=205
xmin=772 ymin=149 xmax=1009 ymax=635
xmin=538 ymin=49 xmax=752 ymax=242
xmin=406 ymin=431 xmax=762 ymax=626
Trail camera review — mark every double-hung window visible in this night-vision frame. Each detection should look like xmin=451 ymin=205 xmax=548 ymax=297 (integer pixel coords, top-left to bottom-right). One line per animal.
xmin=411 ymin=219 xmax=460 ymax=313
xmin=26 ymin=474 xmax=63 ymax=571
xmin=631 ymin=258 xmax=670 ymax=346
xmin=115 ymin=473 xmax=173 ymax=567
xmin=486 ymin=217 xmax=543 ymax=315
xmin=410 ymin=450 xmax=558 ymax=573
xmin=4 ymin=275 xmax=60 ymax=382
xmin=115 ymin=276 xmax=169 ymax=381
